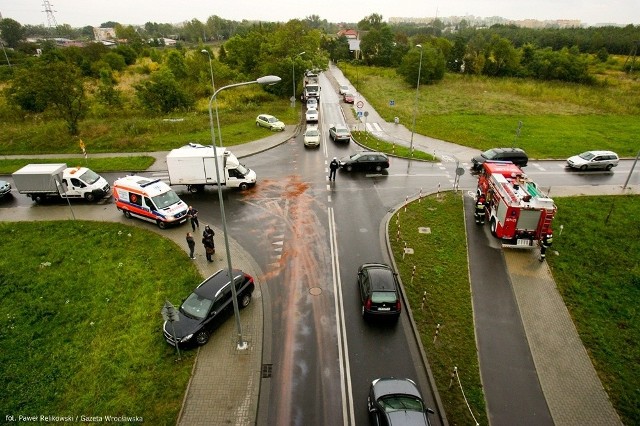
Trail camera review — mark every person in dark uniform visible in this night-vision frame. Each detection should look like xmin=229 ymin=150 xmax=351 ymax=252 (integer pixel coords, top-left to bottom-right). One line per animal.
xmin=187 ymin=206 xmax=200 ymax=232
xmin=539 ymin=233 xmax=553 ymax=262
xmin=475 ymin=195 xmax=486 ymax=225
xmin=329 ymin=157 xmax=339 ymax=181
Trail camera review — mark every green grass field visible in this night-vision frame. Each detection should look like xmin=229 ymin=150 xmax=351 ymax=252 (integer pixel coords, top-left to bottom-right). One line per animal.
xmin=391 ymin=193 xmax=640 ymax=425
xmin=0 ymin=157 xmax=155 ymax=174
xmin=0 ymin=221 xmax=201 ymax=424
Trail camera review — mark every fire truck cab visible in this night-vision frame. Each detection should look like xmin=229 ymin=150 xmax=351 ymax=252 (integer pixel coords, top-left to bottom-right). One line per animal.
xmin=476 ymin=162 xmax=556 ymax=248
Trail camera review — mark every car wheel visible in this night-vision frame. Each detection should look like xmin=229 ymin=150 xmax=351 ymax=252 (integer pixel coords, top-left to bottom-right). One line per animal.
xmin=239 ymin=182 xmax=249 ymax=191
xmin=84 ymin=192 xmax=95 ymax=202
xmin=490 ymin=219 xmax=497 ymax=237
xmin=188 ymin=185 xmax=202 ymax=193
xmin=605 ymin=164 xmax=613 ymax=171
xmin=361 ymin=306 xmax=369 ymax=321
xmin=375 ymin=165 xmax=382 ymax=172
xmin=34 ymin=194 xmax=44 ymax=204
xmin=239 ymin=292 xmax=252 ymax=309
xmin=580 ymin=165 xmax=588 ymax=171
xmin=157 ymin=220 xmax=167 ymax=229
xmin=195 ymin=330 xmax=209 ymax=345
xmin=346 ymin=165 xmax=353 ymax=172
xmin=124 ymin=210 xmax=132 ymax=219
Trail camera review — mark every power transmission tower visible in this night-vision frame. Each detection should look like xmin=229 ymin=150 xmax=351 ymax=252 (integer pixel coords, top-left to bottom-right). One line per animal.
xmin=624 ymin=40 xmax=639 ymax=73
xmin=41 ymin=0 xmax=59 ymax=36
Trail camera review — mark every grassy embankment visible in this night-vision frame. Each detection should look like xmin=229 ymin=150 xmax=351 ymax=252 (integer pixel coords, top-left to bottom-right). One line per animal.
xmin=390 ymin=193 xmax=639 ymax=425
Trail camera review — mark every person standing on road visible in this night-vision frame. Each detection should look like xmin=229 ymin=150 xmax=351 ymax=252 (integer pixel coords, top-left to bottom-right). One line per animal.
xmin=329 ymin=157 xmax=339 ymax=181
xmin=186 ymin=232 xmax=196 ymax=259
xmin=202 ymin=225 xmax=215 ymax=262
xmin=187 ymin=206 xmax=200 ymax=232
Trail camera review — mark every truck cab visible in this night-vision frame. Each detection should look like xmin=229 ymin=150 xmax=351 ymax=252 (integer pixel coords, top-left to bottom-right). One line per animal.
xmin=62 ymin=167 xmax=111 ymax=201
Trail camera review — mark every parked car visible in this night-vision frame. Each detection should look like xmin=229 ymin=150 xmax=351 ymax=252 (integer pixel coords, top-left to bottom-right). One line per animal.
xmin=341 ymin=152 xmax=390 ymax=173
xmin=162 ymin=269 xmax=255 ymax=347
xmin=566 ymin=150 xmax=619 ymax=171
xmin=303 ymin=126 xmax=321 ymax=148
xmin=328 ymin=125 xmax=351 ymax=142
xmin=471 ymin=147 xmax=528 ymax=171
xmin=342 ymin=91 xmax=354 ymax=104
xmin=0 ymin=180 xmax=11 ymax=198
xmin=357 ymin=263 xmax=401 ymax=320
xmin=368 ymin=378 xmax=434 ymax=426
xmin=305 ymin=107 xmax=319 ymax=123
xmin=338 ymin=85 xmax=350 ymax=95
xmin=256 ymin=114 xmax=285 ymax=131
xmin=306 ymin=97 xmax=318 ymax=110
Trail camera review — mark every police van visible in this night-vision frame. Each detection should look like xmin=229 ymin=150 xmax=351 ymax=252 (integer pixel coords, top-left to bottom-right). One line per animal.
xmin=113 ymin=175 xmax=188 ymax=229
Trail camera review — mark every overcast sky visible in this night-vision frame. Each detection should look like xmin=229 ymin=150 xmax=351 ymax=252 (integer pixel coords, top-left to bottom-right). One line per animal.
xmin=1 ymin=0 xmax=638 ymax=28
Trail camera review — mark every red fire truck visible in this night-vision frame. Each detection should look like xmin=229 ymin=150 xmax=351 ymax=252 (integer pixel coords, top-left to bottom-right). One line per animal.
xmin=476 ymin=162 xmax=556 ymax=248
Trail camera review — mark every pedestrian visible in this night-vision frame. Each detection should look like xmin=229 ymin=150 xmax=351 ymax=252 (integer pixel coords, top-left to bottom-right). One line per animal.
xmin=187 ymin=205 xmax=200 ymax=232
xmin=329 ymin=157 xmax=339 ymax=181
xmin=475 ymin=195 xmax=486 ymax=225
xmin=202 ymin=225 xmax=215 ymax=262
xmin=539 ymin=232 xmax=553 ymax=262
xmin=186 ymin=232 xmax=196 ymax=259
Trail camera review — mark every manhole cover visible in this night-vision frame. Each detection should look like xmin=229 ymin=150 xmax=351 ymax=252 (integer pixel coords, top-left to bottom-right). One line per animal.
xmin=309 ymin=287 xmax=322 ymax=296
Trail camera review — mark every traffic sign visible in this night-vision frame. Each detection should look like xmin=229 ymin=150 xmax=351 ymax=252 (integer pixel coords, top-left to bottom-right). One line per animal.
xmin=357 ymin=111 xmax=363 ymax=117
xmin=390 ymin=100 xmax=395 ymax=106
xmin=356 ymin=101 xmax=364 ymax=109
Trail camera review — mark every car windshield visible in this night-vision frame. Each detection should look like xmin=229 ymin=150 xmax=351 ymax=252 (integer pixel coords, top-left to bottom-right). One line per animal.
xmin=306 ymin=129 xmax=319 ymax=136
xmin=180 ymin=293 xmax=213 ymax=320
xmin=337 ymin=128 xmax=349 ymax=135
xmin=78 ymin=169 xmax=101 ymax=185
xmin=152 ymin=190 xmax=181 ymax=209
xmin=236 ymin=164 xmax=249 ymax=175
xmin=372 ymin=291 xmax=397 ymax=303
xmin=481 ymin=149 xmax=498 ymax=160
xmin=579 ymin=152 xmax=596 ymax=160
xmin=268 ymin=117 xmax=279 ymax=123
xmin=379 ymin=395 xmax=425 ymax=412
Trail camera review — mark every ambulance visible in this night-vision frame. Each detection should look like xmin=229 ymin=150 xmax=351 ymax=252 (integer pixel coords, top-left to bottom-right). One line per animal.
xmin=113 ymin=175 xmax=189 ymax=229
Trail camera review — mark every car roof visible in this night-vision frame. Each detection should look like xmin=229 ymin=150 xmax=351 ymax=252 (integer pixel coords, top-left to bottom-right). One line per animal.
xmin=582 ymin=150 xmax=618 ymax=156
xmin=362 ymin=263 xmax=396 ymax=291
xmin=194 ymin=269 xmax=244 ymax=299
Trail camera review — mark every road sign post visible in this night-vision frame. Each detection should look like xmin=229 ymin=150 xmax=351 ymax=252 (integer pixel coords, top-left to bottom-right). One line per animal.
xmin=162 ymin=300 xmax=181 ymax=360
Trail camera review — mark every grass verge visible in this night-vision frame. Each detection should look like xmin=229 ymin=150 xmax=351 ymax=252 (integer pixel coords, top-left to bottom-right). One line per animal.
xmin=0 ymin=157 xmax=156 ymax=175
xmin=0 ymin=221 xmax=201 ymax=424
xmin=390 ymin=192 xmax=640 ymax=425
xmin=351 ymin=131 xmax=437 ymax=161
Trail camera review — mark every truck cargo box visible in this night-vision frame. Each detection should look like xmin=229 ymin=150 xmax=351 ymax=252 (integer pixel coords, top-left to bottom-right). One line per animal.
xmin=12 ymin=163 xmax=67 ymax=194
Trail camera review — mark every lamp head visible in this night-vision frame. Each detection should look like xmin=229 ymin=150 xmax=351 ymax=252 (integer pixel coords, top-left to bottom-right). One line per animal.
xmin=416 ymin=44 xmax=422 ymax=48
xmin=256 ymin=75 xmax=282 ymax=85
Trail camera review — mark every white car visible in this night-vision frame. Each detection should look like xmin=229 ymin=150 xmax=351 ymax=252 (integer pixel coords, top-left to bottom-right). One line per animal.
xmin=305 ymin=108 xmax=318 ymax=123
xmin=566 ymin=150 xmax=619 ymax=171
xmin=339 ymin=85 xmax=350 ymax=95
xmin=306 ymin=97 xmax=318 ymax=110
xmin=303 ymin=127 xmax=321 ymax=147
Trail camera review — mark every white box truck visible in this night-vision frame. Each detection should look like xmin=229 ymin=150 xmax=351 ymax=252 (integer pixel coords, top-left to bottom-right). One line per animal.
xmin=166 ymin=143 xmax=257 ymax=192
xmin=12 ymin=163 xmax=110 ymax=203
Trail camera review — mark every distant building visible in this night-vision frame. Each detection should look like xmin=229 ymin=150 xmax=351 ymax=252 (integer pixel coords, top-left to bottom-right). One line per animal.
xmin=93 ymin=27 xmax=116 ymax=42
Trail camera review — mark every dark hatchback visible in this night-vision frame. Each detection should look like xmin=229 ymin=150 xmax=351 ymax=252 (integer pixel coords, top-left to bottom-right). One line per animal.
xmin=340 ymin=152 xmax=390 ymax=173
xmin=357 ymin=263 xmax=401 ymax=321
xmin=471 ymin=147 xmax=528 ymax=171
xmin=368 ymin=378 xmax=434 ymax=426
xmin=163 ymin=269 xmax=255 ymax=347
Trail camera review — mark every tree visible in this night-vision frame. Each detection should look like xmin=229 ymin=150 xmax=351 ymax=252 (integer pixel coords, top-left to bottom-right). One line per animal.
xmin=135 ymin=68 xmax=194 ymax=113
xmin=0 ymin=18 xmax=26 ymax=48
xmin=8 ymin=60 xmax=87 ymax=135
xmin=397 ymin=45 xmax=446 ymax=86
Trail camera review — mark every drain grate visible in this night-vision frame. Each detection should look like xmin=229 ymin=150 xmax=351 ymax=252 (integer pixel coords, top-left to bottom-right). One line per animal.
xmin=262 ymin=364 xmax=273 ymax=378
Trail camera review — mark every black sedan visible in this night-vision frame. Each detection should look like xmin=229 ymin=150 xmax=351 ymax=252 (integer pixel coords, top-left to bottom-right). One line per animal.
xmin=163 ymin=269 xmax=255 ymax=347
xmin=340 ymin=152 xmax=390 ymax=173
xmin=368 ymin=378 xmax=434 ymax=426
xmin=357 ymin=263 xmax=401 ymax=321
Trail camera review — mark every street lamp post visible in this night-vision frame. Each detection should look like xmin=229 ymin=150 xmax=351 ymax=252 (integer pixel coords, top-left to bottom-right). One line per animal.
xmin=292 ymin=51 xmax=305 ymax=108
xmin=207 ymin=75 xmax=281 ymax=350
xmin=410 ymin=44 xmax=423 ymax=155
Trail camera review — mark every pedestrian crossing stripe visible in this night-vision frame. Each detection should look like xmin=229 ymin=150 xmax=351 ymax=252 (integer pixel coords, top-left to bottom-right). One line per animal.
xmin=365 ymin=122 xmax=383 ymax=132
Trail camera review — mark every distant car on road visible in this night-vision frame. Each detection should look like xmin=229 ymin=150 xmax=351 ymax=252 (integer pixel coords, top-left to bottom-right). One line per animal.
xmin=566 ymin=150 xmax=619 ymax=171
xmin=256 ymin=114 xmax=285 ymax=131
xmin=328 ymin=125 xmax=351 ymax=142
xmin=340 ymin=152 xmax=390 ymax=173
xmin=303 ymin=126 xmax=321 ymax=148
xmin=471 ymin=147 xmax=528 ymax=171
xmin=342 ymin=91 xmax=354 ymax=104
xmin=368 ymin=377 xmax=434 ymax=426
xmin=357 ymin=263 xmax=401 ymax=320
xmin=163 ymin=269 xmax=255 ymax=347
xmin=339 ymin=85 xmax=350 ymax=95
xmin=306 ymin=97 xmax=318 ymax=110
xmin=0 ymin=180 xmax=11 ymax=198
xmin=305 ymin=107 xmax=318 ymax=123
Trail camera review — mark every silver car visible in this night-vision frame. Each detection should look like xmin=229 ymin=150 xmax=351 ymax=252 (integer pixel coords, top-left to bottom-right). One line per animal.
xmin=566 ymin=150 xmax=619 ymax=171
